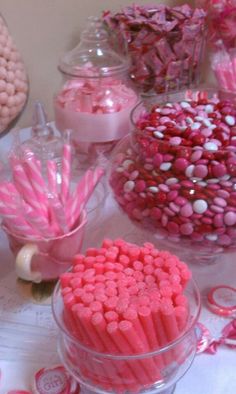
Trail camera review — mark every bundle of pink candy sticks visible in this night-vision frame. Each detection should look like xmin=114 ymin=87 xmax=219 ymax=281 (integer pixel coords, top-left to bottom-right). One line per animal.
xmin=60 ymin=238 xmax=191 ymax=392
xmin=0 ymin=142 xmax=104 ymax=239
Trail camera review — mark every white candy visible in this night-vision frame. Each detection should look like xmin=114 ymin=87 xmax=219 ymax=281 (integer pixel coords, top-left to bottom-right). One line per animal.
xmin=166 ymin=177 xmax=178 ymax=185
xmin=153 ymin=131 xmax=164 ymax=138
xmin=193 ymin=199 xmax=208 ymax=214
xmin=205 ymin=104 xmax=214 ymax=113
xmin=202 ymin=119 xmax=212 ymax=127
xmin=195 ymin=116 xmax=204 ymax=121
xmin=186 ymin=117 xmax=194 ymax=124
xmin=203 ymin=142 xmax=218 ymax=151
xmin=166 ymin=103 xmax=173 ymax=108
xmin=148 ymin=186 xmax=159 ymax=193
xmin=181 ymin=101 xmax=191 ymax=108
xmin=124 ymin=180 xmax=135 ymax=193
xmin=160 ymin=162 xmax=172 ymax=171
xmin=123 ymin=159 xmax=134 ymax=169
xmin=185 ymin=164 xmax=195 ymax=178
xmin=205 ymin=234 xmax=218 ymax=241
xmin=225 ymin=115 xmax=235 ymax=126
xmin=191 ymin=122 xmax=201 ymax=130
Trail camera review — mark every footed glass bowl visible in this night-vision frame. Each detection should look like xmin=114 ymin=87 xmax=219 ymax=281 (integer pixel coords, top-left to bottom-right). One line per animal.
xmin=109 ymin=89 xmax=236 ymax=264
xmin=52 ymin=279 xmax=200 ymax=394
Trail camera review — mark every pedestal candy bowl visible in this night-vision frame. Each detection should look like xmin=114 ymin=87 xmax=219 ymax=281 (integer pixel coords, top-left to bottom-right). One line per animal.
xmin=109 ymin=89 xmax=236 ymax=264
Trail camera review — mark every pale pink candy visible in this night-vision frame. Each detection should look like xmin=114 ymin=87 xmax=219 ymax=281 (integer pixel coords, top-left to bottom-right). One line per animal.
xmin=67 ymin=167 xmax=104 ymax=229
xmin=61 ymin=143 xmax=72 ymax=204
xmin=23 ymin=155 xmax=49 ymax=218
xmin=0 ymin=15 xmax=28 ymax=133
xmin=224 ymin=211 xmax=236 ymax=226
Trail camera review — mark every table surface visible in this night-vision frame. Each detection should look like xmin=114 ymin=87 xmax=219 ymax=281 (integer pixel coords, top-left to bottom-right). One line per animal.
xmin=0 ymin=127 xmax=235 ymax=394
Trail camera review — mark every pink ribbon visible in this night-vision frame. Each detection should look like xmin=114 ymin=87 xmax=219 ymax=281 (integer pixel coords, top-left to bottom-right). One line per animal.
xmin=204 ymin=319 xmax=236 ymax=354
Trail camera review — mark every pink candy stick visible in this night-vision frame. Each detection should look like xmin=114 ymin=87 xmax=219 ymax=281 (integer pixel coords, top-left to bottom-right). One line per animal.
xmin=48 ymin=195 xmax=68 ymax=235
xmin=67 ymin=167 xmax=104 ymax=229
xmin=23 ymin=202 xmax=55 ymax=238
xmin=119 ymin=320 xmax=161 ymax=383
xmin=175 ymin=305 xmax=189 ymax=331
xmin=24 ymin=156 xmax=49 ymax=218
xmin=106 ymin=321 xmax=145 ymax=386
xmin=11 ymin=164 xmax=41 ymax=212
xmin=160 ymin=301 xmax=180 ymax=345
xmin=47 ymin=160 xmax=58 ymax=197
xmin=61 ymin=143 xmax=72 ymax=205
xmin=123 ymin=307 xmax=149 ymax=350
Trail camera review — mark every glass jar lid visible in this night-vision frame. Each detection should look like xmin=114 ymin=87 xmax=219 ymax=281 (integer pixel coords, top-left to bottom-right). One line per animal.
xmin=58 ymin=16 xmax=129 ymax=78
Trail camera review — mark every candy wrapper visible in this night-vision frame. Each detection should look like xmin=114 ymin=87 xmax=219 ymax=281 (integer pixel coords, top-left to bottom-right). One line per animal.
xmin=103 ymin=4 xmax=207 ymax=93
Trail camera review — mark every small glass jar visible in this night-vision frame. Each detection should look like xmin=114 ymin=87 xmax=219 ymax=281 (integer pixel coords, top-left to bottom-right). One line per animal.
xmin=54 ymin=17 xmax=138 ymax=168
xmin=108 ymin=89 xmax=236 ymax=265
xmin=0 ymin=13 xmax=28 ymax=135
xmin=52 ymin=278 xmax=200 ymax=394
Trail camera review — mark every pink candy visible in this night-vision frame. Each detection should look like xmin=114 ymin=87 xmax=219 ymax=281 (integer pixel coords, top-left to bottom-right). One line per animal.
xmin=0 ymin=15 xmax=28 ymax=133
xmin=109 ymin=90 xmax=236 ymax=255
xmin=103 ymin=4 xmax=206 ymax=93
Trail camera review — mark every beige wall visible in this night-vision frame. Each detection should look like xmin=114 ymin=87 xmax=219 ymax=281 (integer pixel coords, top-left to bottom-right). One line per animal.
xmin=0 ymin=0 xmax=212 ymax=128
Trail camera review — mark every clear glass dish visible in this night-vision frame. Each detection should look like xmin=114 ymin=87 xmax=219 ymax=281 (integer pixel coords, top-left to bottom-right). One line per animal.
xmin=52 ymin=279 xmax=201 ymax=394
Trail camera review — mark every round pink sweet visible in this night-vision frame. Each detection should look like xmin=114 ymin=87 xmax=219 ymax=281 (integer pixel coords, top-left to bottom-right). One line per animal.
xmin=180 ymin=223 xmax=193 ymax=235
xmin=153 ymin=153 xmax=163 ymax=166
xmin=218 ymin=234 xmax=232 ymax=246
xmin=212 ymin=164 xmax=227 ymax=178
xmin=213 ymin=213 xmax=224 ymax=227
xmin=193 ymin=164 xmax=208 ymax=178
xmin=174 ymin=158 xmax=189 ymax=172
xmin=224 ymin=211 xmax=236 ymax=226
xmin=135 ymin=180 xmax=146 ymax=193
xmin=180 ymin=203 xmax=193 ymax=217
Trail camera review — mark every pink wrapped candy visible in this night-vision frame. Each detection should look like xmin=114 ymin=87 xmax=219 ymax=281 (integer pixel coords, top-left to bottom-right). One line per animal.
xmin=0 ymin=14 xmax=28 ymax=133
xmin=103 ymin=4 xmax=206 ymax=93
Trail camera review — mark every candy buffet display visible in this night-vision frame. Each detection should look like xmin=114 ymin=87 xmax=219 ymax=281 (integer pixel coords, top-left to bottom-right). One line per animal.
xmin=52 ymin=238 xmax=200 ymax=394
xmin=109 ymin=89 xmax=236 ymax=263
xmin=103 ymin=4 xmax=206 ymax=94
xmin=54 ymin=17 xmax=138 ymax=167
xmin=0 ymin=14 xmax=28 ymax=134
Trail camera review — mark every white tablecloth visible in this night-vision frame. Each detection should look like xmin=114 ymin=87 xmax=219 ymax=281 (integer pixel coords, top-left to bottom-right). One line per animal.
xmin=0 ymin=127 xmax=235 ymax=393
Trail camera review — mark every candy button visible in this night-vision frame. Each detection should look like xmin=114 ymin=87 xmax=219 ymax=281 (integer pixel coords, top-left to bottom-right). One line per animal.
xmin=32 ymin=366 xmax=75 ymax=394
xmin=180 ymin=101 xmax=191 ymax=108
xmin=203 ymin=142 xmax=218 ymax=151
xmin=193 ymin=199 xmax=208 ymax=214
xmin=195 ymin=322 xmax=212 ymax=354
xmin=225 ymin=115 xmax=235 ymax=126
xmin=205 ymin=104 xmax=214 ymax=113
xmin=207 ymin=286 xmax=236 ymax=317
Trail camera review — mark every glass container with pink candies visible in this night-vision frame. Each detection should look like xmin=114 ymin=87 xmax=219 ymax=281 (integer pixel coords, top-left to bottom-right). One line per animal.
xmin=0 ymin=13 xmax=28 ymax=135
xmin=103 ymin=4 xmax=207 ymax=94
xmin=54 ymin=16 xmax=138 ymax=169
xmin=109 ymin=89 xmax=236 ymax=264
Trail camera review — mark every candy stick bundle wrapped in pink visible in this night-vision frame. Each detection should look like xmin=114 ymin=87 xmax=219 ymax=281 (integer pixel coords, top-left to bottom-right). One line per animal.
xmin=58 ymin=238 xmax=192 ymax=393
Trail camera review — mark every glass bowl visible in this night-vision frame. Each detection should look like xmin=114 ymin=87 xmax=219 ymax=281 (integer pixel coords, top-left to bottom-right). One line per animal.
xmin=52 ymin=279 xmax=201 ymax=394
xmin=108 ymin=89 xmax=236 ymax=264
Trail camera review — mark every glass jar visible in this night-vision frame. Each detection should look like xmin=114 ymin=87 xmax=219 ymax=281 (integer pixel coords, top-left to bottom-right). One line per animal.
xmin=109 ymin=89 xmax=236 ymax=265
xmin=0 ymin=13 xmax=28 ymax=135
xmin=52 ymin=278 xmax=200 ymax=394
xmin=103 ymin=4 xmax=207 ymax=94
xmin=54 ymin=17 xmax=138 ymax=169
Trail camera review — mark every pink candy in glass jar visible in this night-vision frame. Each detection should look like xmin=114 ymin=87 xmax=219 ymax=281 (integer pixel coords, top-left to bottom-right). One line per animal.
xmin=103 ymin=4 xmax=207 ymax=94
xmin=54 ymin=17 xmax=138 ymax=168
xmin=109 ymin=89 xmax=236 ymax=264
xmin=0 ymin=14 xmax=28 ymax=134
